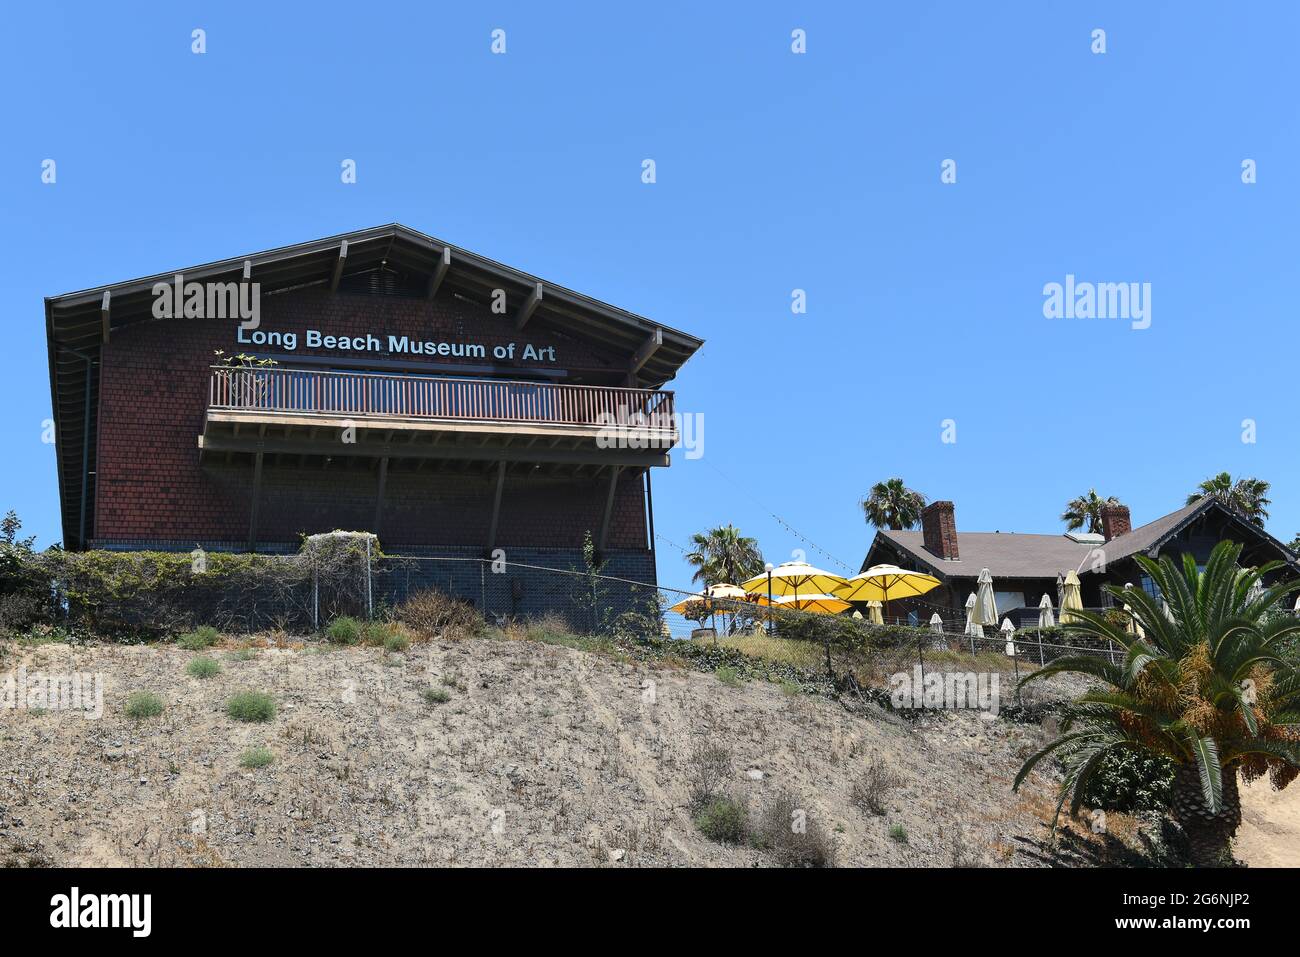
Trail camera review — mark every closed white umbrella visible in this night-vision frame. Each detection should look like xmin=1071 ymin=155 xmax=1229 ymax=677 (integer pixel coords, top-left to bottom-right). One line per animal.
xmin=1037 ymin=593 xmax=1055 ymax=628
xmin=1060 ymin=570 xmax=1083 ymax=624
xmin=1001 ymin=617 xmax=1017 ymax=656
xmin=866 ymin=600 xmax=884 ymax=625
xmin=974 ymin=568 xmax=998 ymax=626
xmin=964 ymin=592 xmax=982 ymax=638
xmin=1245 ymin=574 xmax=1265 ymax=606
xmin=929 ymin=612 xmax=944 ymax=634
xmin=1122 ymin=582 xmax=1146 ymax=638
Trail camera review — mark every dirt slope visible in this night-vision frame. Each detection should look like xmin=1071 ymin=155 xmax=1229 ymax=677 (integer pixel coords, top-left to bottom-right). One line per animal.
xmin=1235 ymin=777 xmax=1300 ymax=867
xmin=0 ymin=637 xmax=1131 ymax=867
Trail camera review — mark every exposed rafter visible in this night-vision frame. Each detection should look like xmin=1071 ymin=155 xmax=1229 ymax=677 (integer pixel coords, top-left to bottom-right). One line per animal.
xmin=329 ymin=239 xmax=349 ymax=292
xmin=514 ymin=282 xmax=543 ymax=330
xmin=426 ymin=245 xmax=451 ymax=299
xmin=629 ymin=327 xmax=663 ymax=376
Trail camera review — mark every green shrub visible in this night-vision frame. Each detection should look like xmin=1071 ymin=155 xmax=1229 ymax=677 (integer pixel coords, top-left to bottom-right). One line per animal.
xmin=124 ymin=691 xmax=164 ymax=719
xmin=1077 ymin=748 xmax=1174 ymax=813
xmin=1012 ymin=624 xmax=1114 ymax=653
xmin=773 ymin=614 xmax=943 ymax=657
xmin=0 ymin=511 xmax=55 ymax=633
xmin=694 ymin=796 xmax=748 ymax=844
xmin=715 ymin=666 xmax=742 ymax=687
xmin=238 ymin=746 xmax=274 ymax=769
xmin=38 ymin=548 xmax=313 ymax=638
xmin=525 ymin=613 xmax=574 ymax=644
xmin=177 ymin=625 xmax=219 ymax=650
xmin=226 ymin=647 xmax=256 ymax=661
xmin=226 ymin=691 xmax=276 ymax=723
xmin=423 ymin=687 xmax=451 ymax=705
xmin=326 ymin=616 xmax=361 ymax=645
xmin=384 ymin=630 xmax=411 ymax=653
xmin=185 ymin=657 xmax=221 ymax=679
xmin=888 ymin=823 xmax=909 ymax=844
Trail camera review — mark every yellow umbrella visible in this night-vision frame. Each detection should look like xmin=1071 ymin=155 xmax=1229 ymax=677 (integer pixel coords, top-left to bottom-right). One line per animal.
xmin=866 ymin=600 xmax=884 ymax=625
xmin=668 ymin=583 xmax=748 ymax=615
xmin=739 ymin=561 xmax=849 ymax=636
xmin=759 ymin=593 xmax=852 ymax=615
xmin=1060 ymin=570 xmax=1084 ymax=624
xmin=739 ymin=561 xmax=849 ymax=602
xmin=835 ymin=564 xmax=940 ymax=622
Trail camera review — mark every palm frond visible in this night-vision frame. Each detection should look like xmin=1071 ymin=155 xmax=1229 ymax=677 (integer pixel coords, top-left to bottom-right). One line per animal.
xmin=1187 ymin=732 xmax=1223 ymax=813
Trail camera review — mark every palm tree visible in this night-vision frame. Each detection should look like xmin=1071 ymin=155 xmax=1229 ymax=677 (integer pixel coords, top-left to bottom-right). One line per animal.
xmin=684 ymin=525 xmax=764 ymax=587
xmin=1060 ymin=489 xmax=1122 ymax=534
xmin=860 ymin=479 xmax=926 ymax=530
xmin=1014 ymin=541 xmax=1300 ymax=866
xmin=1187 ymin=472 xmax=1272 ymax=526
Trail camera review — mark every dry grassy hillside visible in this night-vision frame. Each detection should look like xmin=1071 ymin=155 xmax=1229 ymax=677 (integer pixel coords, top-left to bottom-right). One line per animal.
xmin=0 ymin=631 xmax=1208 ymax=867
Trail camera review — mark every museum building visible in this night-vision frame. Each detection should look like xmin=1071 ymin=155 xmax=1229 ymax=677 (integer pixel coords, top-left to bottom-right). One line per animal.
xmin=44 ymin=225 xmax=702 ymax=613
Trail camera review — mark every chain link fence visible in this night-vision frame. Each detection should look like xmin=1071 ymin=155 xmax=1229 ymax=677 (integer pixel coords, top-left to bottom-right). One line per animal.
xmin=27 ymin=545 xmax=1124 ymax=687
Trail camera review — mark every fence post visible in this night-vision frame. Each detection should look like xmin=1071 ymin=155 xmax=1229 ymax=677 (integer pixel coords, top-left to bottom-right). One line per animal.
xmin=916 ymin=639 xmax=925 ymax=711
xmin=312 ymin=566 xmax=319 ymax=631
xmin=364 ymin=536 xmax=373 ymax=621
xmin=1038 ymin=627 xmax=1045 ymax=667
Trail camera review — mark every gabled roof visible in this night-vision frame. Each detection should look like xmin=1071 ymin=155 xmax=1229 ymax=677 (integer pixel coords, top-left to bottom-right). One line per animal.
xmin=44 ymin=224 xmax=705 ymax=549
xmin=866 ymin=496 xmax=1299 ymax=581
xmin=1101 ymin=497 xmax=1299 ymax=568
xmin=45 ymin=223 xmax=703 ymax=387
xmin=868 ymin=529 xmax=1094 ymax=579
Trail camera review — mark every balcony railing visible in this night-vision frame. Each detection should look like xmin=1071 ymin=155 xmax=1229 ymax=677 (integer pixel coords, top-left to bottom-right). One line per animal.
xmin=208 ymin=366 xmax=677 ymax=430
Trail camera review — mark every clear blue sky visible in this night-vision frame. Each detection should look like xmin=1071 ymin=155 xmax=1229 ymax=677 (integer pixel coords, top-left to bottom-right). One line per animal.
xmin=3 ymin=2 xmax=1297 ymax=588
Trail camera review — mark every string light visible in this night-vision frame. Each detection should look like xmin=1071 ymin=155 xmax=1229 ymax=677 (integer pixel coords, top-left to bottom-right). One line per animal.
xmin=700 ymin=460 xmax=855 ymax=572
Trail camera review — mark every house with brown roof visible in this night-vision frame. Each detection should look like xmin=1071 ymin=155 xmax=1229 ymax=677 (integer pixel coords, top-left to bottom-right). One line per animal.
xmin=861 ymin=497 xmax=1300 ymax=627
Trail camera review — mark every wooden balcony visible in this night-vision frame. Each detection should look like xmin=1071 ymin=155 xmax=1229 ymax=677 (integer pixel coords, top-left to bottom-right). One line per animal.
xmin=200 ymin=366 xmax=679 ymax=469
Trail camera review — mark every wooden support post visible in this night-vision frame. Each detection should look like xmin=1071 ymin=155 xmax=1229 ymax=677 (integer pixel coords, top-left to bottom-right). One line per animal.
xmin=597 ymin=465 xmax=622 ymax=556
xmin=486 ymin=460 xmax=507 ymax=556
xmin=247 ymin=451 xmax=264 ymax=552
xmin=373 ymin=456 xmax=389 ymax=537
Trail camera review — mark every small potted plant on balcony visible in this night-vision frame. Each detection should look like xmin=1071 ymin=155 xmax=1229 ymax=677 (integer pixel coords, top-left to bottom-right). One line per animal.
xmin=212 ymin=351 xmax=278 ymax=408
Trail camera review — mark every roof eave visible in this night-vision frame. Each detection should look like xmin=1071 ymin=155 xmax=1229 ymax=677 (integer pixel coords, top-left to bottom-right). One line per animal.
xmin=45 ymin=223 xmax=705 ymax=359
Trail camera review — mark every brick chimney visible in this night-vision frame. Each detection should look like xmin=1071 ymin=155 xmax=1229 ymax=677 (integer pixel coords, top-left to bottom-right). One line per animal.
xmin=1100 ymin=503 xmax=1131 ymax=541
xmin=921 ymin=501 xmax=959 ymax=561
